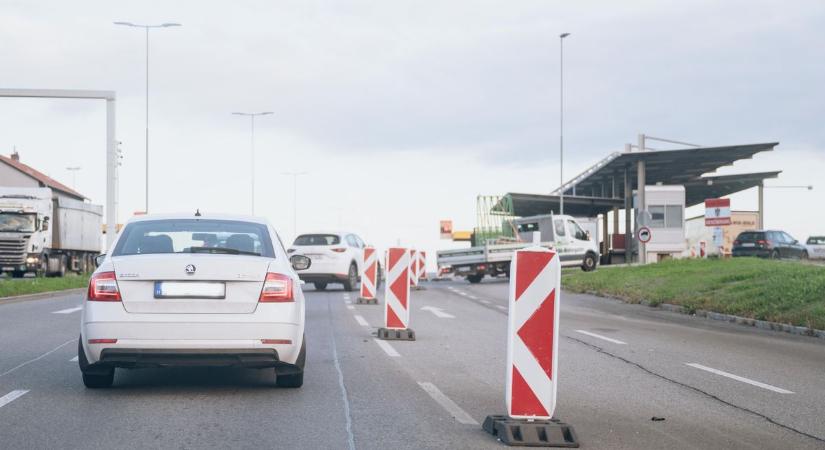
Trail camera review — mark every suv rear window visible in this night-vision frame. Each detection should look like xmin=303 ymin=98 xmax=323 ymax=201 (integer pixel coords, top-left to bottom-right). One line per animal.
xmin=294 ymin=234 xmax=340 ymax=246
xmin=807 ymin=236 xmax=825 ymax=245
xmin=736 ymin=232 xmax=765 ymax=242
xmin=113 ymin=219 xmax=275 ymax=257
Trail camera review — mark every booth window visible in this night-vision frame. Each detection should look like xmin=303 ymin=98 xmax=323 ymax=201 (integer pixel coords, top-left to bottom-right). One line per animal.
xmin=649 ymin=204 xmax=683 ymax=228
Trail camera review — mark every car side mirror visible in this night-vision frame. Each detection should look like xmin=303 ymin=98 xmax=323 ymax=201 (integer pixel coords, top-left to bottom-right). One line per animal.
xmin=290 ymin=254 xmax=311 ymax=271
xmin=94 ymin=254 xmax=106 ymax=267
xmin=792 ymin=240 xmax=799 ymax=245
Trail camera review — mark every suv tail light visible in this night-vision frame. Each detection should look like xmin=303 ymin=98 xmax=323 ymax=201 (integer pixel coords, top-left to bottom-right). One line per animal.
xmin=331 ymin=247 xmax=347 ymax=253
xmin=259 ymin=273 xmax=294 ymax=302
xmin=757 ymin=239 xmax=768 ymax=247
xmin=88 ymin=271 xmax=121 ymax=301
xmin=733 ymin=240 xmax=740 ymax=247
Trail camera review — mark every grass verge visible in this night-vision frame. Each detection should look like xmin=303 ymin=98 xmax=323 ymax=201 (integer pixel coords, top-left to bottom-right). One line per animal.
xmin=562 ymin=258 xmax=825 ymax=330
xmin=0 ymin=274 xmax=89 ymax=299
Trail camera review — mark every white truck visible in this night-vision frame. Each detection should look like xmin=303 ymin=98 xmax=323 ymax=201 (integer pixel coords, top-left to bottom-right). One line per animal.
xmin=0 ymin=187 xmax=102 ymax=277
xmin=437 ymin=214 xmax=600 ymax=283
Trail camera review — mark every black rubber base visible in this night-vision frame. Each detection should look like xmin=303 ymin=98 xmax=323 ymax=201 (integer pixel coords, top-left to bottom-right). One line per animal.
xmin=377 ymin=327 xmax=416 ymax=341
xmin=412 ymin=285 xmax=426 ymax=291
xmin=356 ymin=297 xmax=378 ymax=305
xmin=482 ymin=415 xmax=579 ymax=447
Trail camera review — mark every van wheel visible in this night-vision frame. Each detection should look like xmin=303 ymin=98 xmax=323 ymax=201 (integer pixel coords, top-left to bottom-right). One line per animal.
xmin=342 ymin=264 xmax=357 ymax=292
xmin=581 ymin=253 xmax=597 ymax=272
xmin=314 ymin=282 xmax=327 ymax=291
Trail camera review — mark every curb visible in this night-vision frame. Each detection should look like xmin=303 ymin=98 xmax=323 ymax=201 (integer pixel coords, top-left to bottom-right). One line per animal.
xmin=0 ymin=288 xmax=85 ymax=305
xmin=581 ymin=290 xmax=825 ymax=341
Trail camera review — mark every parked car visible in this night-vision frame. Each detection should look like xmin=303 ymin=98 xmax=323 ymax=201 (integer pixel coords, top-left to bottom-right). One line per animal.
xmin=732 ymin=230 xmax=808 ymax=259
xmin=805 ymin=236 xmax=825 ymax=260
xmin=79 ymin=213 xmax=309 ymax=388
xmin=288 ymin=231 xmax=365 ymax=291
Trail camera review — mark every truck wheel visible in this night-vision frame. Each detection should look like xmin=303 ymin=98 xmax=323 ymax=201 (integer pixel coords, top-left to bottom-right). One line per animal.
xmin=57 ymin=255 xmax=67 ymax=277
xmin=581 ymin=253 xmax=597 ymax=272
xmin=467 ymin=274 xmax=483 ymax=284
xmin=37 ymin=258 xmax=48 ymax=277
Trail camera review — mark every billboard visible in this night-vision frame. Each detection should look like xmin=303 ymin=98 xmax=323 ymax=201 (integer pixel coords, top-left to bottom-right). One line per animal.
xmin=439 ymin=220 xmax=453 ymax=239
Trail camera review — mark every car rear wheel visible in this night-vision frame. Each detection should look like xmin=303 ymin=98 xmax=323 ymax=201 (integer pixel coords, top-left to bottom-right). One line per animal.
xmin=342 ymin=264 xmax=357 ymax=292
xmin=314 ymin=282 xmax=327 ymax=291
xmin=801 ymin=251 xmax=809 ymax=260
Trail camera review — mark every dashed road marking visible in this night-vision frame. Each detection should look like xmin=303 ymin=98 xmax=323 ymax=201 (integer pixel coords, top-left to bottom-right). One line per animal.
xmin=353 ymin=315 xmax=369 ymax=327
xmin=69 ymin=356 xmax=78 ymax=362
xmin=346 ymin=305 xmax=355 ymax=310
xmin=345 ymin=300 xmax=352 ymax=304
xmin=374 ymin=339 xmax=400 ymax=357
xmin=496 ymin=305 xmax=507 ymax=311
xmin=421 ymin=306 xmax=455 ymax=319
xmin=480 ymin=300 xmax=491 ymax=304
xmin=467 ymin=295 xmax=479 ymax=300
xmin=686 ymin=363 xmax=794 ymax=394
xmin=575 ymin=330 xmax=627 ymax=345
xmin=0 ymin=390 xmax=29 ymax=409
xmin=417 ymin=382 xmax=478 ymax=425
xmin=52 ymin=306 xmax=82 ymax=314
xmin=343 ymin=294 xmax=351 ymax=300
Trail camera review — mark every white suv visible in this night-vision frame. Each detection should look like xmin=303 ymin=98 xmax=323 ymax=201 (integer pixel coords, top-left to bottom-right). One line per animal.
xmin=288 ymin=232 xmax=365 ymax=291
xmin=79 ymin=214 xmax=309 ymax=388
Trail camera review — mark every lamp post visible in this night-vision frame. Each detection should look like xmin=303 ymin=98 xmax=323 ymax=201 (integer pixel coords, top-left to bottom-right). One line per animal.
xmin=65 ymin=166 xmax=81 ymax=190
xmin=113 ymin=21 xmax=181 ymax=214
xmin=232 ymin=112 xmax=273 ymax=215
xmin=559 ymin=32 xmax=570 ymax=215
xmin=282 ymin=172 xmax=308 ymax=239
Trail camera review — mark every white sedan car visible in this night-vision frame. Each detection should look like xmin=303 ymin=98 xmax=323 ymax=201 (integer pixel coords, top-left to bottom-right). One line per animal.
xmin=79 ymin=213 xmax=310 ymax=388
xmin=288 ymin=232 xmax=366 ymax=291
xmin=806 ymin=236 xmax=825 ymax=260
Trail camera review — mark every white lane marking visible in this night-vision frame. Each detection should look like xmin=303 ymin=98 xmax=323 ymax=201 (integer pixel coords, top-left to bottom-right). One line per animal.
xmin=69 ymin=356 xmax=78 ymax=362
xmin=480 ymin=300 xmax=491 ymax=304
xmin=0 ymin=338 xmax=75 ymax=379
xmin=343 ymin=294 xmax=351 ymax=300
xmin=685 ymin=363 xmax=794 ymax=394
xmin=0 ymin=390 xmax=29 ymax=409
xmin=52 ymin=306 xmax=82 ymax=314
xmin=346 ymin=305 xmax=355 ymax=310
xmin=575 ymin=330 xmax=627 ymax=345
xmin=417 ymin=382 xmax=479 ymax=425
xmin=458 ymin=291 xmax=469 ymax=297
xmin=345 ymin=300 xmax=352 ymax=304
xmin=421 ymin=306 xmax=455 ymax=319
xmin=467 ymin=295 xmax=479 ymax=300
xmin=496 ymin=305 xmax=507 ymax=310
xmin=374 ymin=339 xmax=400 ymax=357
xmin=353 ymin=315 xmax=369 ymax=327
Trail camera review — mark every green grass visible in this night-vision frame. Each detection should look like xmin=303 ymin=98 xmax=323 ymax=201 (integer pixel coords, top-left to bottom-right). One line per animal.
xmin=562 ymin=258 xmax=825 ymax=330
xmin=0 ymin=274 xmax=90 ymax=299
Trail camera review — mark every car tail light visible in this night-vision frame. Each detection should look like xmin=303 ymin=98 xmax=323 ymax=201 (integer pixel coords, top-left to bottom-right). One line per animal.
xmin=331 ymin=247 xmax=347 ymax=253
xmin=757 ymin=239 xmax=768 ymax=247
xmin=733 ymin=240 xmax=740 ymax=247
xmin=87 ymin=271 xmax=121 ymax=301
xmin=259 ymin=273 xmax=294 ymax=302
xmin=478 ymin=264 xmax=487 ymax=271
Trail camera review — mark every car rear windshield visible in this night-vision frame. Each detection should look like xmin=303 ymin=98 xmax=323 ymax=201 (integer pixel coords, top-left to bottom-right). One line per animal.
xmin=736 ymin=232 xmax=765 ymax=242
xmin=808 ymin=236 xmax=825 ymax=245
xmin=293 ymin=234 xmax=340 ymax=246
xmin=112 ymin=219 xmax=275 ymax=257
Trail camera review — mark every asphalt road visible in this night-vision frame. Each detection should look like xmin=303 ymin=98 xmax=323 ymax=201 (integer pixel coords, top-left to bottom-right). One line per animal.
xmin=1 ymin=278 xmax=823 ymax=449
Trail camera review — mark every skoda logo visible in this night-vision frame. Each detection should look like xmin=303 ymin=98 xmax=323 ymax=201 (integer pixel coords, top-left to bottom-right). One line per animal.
xmin=185 ymin=264 xmax=196 ymax=275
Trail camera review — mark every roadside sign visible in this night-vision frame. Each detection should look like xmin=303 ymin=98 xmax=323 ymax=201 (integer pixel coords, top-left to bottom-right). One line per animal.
xmin=637 ymin=226 xmax=652 ymax=243
xmin=705 ymin=198 xmax=731 ymax=226
xmin=440 ymin=220 xmax=453 ymax=239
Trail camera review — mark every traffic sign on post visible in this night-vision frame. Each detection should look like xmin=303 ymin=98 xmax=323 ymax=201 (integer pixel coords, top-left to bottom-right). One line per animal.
xmin=483 ymin=247 xmax=578 ymax=446
xmin=357 ymin=247 xmax=378 ymax=305
xmin=637 ymin=226 xmax=652 ymax=243
xmin=705 ymin=198 xmax=731 ymax=226
xmin=378 ymin=247 xmax=415 ymax=341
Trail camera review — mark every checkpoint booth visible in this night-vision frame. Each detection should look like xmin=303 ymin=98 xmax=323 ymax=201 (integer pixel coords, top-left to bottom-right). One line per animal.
xmin=633 ymin=185 xmax=686 ymax=263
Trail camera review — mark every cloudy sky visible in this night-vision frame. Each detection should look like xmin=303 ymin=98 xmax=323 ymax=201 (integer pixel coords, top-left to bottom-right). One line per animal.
xmin=1 ymin=0 xmax=823 ymax=264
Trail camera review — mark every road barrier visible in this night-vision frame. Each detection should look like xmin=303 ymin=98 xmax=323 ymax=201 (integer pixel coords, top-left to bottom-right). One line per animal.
xmin=418 ymin=251 xmax=428 ymax=281
xmin=409 ymin=248 xmax=420 ymax=289
xmin=357 ymin=246 xmax=378 ymax=305
xmin=483 ymin=247 xmax=578 ymax=447
xmin=378 ymin=247 xmax=415 ymax=341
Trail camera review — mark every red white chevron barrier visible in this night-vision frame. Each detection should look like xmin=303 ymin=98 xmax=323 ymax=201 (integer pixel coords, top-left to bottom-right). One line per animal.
xmin=506 ymin=247 xmax=560 ymax=419
xmin=409 ymin=249 xmax=419 ymax=288
xmin=378 ymin=247 xmax=415 ymax=340
xmin=357 ymin=246 xmax=378 ymax=304
xmin=418 ymin=251 xmax=428 ymax=281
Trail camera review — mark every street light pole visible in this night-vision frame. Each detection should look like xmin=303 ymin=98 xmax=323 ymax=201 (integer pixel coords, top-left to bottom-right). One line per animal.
xmin=282 ymin=172 xmax=308 ymax=239
xmin=65 ymin=166 xmax=81 ymax=190
xmin=114 ymin=21 xmax=181 ymax=213
xmin=559 ymin=32 xmax=570 ymax=215
xmin=232 ymin=112 xmax=273 ymax=215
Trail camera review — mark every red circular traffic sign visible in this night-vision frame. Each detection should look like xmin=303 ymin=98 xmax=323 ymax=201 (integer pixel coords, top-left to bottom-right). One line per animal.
xmin=637 ymin=226 xmax=652 ymax=243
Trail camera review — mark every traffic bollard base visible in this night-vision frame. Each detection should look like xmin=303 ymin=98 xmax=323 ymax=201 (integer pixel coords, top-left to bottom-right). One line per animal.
xmin=377 ymin=327 xmax=416 ymax=341
xmin=412 ymin=285 xmax=426 ymax=291
xmin=356 ymin=297 xmax=378 ymax=305
xmin=482 ymin=415 xmax=579 ymax=448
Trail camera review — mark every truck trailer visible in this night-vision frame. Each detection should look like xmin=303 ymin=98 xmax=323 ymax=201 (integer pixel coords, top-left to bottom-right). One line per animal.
xmin=0 ymin=187 xmax=102 ymax=277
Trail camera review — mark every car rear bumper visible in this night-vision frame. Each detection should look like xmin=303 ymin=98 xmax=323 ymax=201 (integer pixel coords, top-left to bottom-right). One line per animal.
xmin=732 ymin=248 xmax=770 ymax=257
xmin=88 ymin=348 xmax=301 ymax=374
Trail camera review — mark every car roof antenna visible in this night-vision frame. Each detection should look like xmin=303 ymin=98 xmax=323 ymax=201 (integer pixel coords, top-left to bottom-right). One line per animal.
xmin=195 ymin=209 xmax=202 ymax=217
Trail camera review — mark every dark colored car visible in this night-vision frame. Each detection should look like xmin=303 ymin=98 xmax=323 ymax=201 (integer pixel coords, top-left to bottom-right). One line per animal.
xmin=732 ymin=230 xmax=808 ymax=259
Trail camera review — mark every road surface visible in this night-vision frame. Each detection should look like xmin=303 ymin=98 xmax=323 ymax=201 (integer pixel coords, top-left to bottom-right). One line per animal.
xmin=1 ymin=279 xmax=823 ymax=449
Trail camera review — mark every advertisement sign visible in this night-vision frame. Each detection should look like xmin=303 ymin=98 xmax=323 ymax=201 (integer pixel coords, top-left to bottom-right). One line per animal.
xmin=705 ymin=198 xmax=731 ymax=226
xmin=439 ymin=220 xmax=453 ymax=239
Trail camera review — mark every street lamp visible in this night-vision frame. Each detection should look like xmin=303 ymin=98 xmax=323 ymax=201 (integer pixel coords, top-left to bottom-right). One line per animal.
xmin=113 ymin=21 xmax=181 ymax=214
xmin=65 ymin=166 xmax=81 ymax=190
xmin=232 ymin=112 xmax=273 ymax=215
xmin=559 ymin=32 xmax=570 ymax=215
xmin=282 ymin=171 xmax=308 ymax=239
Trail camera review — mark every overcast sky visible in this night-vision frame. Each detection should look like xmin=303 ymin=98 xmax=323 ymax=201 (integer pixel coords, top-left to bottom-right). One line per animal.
xmin=1 ymin=0 xmax=824 ymax=264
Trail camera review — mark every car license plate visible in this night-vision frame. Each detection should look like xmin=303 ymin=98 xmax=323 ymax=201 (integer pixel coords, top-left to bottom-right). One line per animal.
xmin=154 ymin=281 xmax=226 ymax=299
xmin=741 ymin=243 xmax=755 ymax=247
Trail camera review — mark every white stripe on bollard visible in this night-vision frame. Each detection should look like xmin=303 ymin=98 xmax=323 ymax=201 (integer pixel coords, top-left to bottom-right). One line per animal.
xmin=359 ymin=247 xmax=378 ymax=300
xmin=384 ymin=247 xmax=411 ymax=329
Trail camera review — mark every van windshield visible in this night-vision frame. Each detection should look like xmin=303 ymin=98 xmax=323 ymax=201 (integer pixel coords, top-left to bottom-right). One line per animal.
xmin=112 ymin=219 xmax=275 ymax=257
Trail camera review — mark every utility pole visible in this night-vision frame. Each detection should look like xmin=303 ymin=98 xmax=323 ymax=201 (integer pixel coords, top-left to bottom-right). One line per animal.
xmin=559 ymin=32 xmax=570 ymax=215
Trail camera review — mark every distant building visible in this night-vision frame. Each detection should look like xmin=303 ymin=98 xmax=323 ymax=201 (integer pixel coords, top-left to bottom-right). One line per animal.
xmin=0 ymin=151 xmax=86 ymax=202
